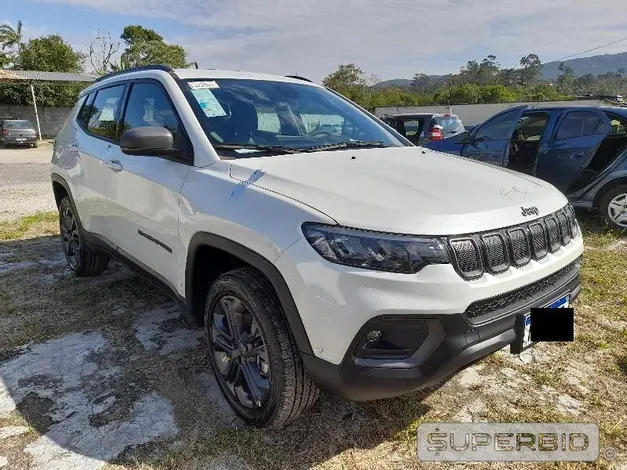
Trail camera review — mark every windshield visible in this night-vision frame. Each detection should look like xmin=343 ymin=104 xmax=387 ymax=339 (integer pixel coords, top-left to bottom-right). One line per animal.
xmin=184 ymin=79 xmax=406 ymax=156
xmin=433 ymin=116 xmax=464 ymax=134
xmin=4 ymin=120 xmax=33 ymax=129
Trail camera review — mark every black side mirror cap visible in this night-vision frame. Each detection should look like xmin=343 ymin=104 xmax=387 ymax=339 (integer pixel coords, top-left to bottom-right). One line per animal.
xmin=120 ymin=126 xmax=177 ymax=157
xmin=459 ymin=131 xmax=472 ymax=143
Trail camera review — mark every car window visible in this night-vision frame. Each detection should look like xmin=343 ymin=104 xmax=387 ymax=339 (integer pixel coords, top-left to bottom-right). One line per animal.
xmin=513 ymin=114 xmax=548 ymax=142
xmin=402 ymin=120 xmax=420 ymax=136
xmin=185 ymin=78 xmax=405 ymax=153
xmin=4 ymin=120 xmax=33 ymax=129
xmin=434 ymin=116 xmax=464 ymax=134
xmin=86 ymin=85 xmax=125 ymax=141
xmin=556 ymin=111 xmax=606 ymax=140
xmin=475 ymin=109 xmax=521 ymax=141
xmin=77 ymin=93 xmax=95 ymax=127
xmin=121 ymin=82 xmax=185 ymax=148
xmin=389 ymin=118 xmax=424 ymax=138
xmin=605 ymin=113 xmax=627 ymax=136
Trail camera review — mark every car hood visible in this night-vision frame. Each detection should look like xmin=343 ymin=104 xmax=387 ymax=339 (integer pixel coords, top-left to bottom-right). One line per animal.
xmin=228 ymin=146 xmax=568 ymax=235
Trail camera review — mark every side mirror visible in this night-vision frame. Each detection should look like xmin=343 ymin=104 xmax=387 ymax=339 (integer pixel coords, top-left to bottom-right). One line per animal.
xmin=459 ymin=131 xmax=472 ymax=143
xmin=120 ymin=126 xmax=177 ymax=157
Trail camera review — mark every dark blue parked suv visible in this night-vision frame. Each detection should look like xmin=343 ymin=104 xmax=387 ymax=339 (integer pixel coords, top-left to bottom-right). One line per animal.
xmin=423 ymin=105 xmax=627 ymax=229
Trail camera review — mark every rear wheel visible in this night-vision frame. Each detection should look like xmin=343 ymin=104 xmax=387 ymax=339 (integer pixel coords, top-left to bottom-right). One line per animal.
xmin=600 ymin=184 xmax=627 ymax=230
xmin=204 ymin=267 xmax=319 ymax=429
xmin=32 ymin=141 xmax=38 ymax=148
xmin=59 ymin=197 xmax=110 ymax=276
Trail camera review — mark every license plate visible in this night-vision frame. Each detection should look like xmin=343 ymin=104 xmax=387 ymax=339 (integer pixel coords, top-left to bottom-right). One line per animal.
xmin=512 ymin=293 xmax=570 ymax=353
xmin=15 ymin=138 xmax=26 ymax=141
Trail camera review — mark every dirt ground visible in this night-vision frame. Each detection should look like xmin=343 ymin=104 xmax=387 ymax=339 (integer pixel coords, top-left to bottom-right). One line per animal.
xmin=0 ymin=146 xmax=626 ymax=469
xmin=0 ymin=142 xmax=57 ymax=222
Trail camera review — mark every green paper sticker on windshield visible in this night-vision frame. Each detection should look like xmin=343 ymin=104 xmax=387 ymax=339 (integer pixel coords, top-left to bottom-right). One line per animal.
xmin=191 ymin=89 xmax=227 ymax=118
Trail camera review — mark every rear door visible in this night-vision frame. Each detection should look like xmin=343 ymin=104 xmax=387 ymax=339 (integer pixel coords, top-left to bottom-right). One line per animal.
xmin=460 ymin=106 xmax=527 ymax=166
xmin=72 ymin=85 xmax=127 ymax=236
xmin=536 ymin=109 xmax=611 ymax=193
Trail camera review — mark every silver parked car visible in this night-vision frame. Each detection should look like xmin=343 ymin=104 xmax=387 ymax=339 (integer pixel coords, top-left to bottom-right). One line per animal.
xmin=0 ymin=119 xmax=38 ymax=148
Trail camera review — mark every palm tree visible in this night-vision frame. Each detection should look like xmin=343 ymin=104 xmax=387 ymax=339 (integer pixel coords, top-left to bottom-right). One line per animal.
xmin=0 ymin=20 xmax=23 ymax=52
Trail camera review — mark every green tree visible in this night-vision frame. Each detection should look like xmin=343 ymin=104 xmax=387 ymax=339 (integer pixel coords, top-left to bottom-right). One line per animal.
xmin=556 ymin=63 xmax=575 ymax=94
xmin=16 ymin=34 xmax=85 ymax=72
xmin=410 ymin=72 xmax=430 ymax=92
xmin=117 ymin=25 xmax=188 ymax=69
xmin=519 ymin=53 xmax=542 ymax=87
xmin=322 ymin=63 xmax=366 ymax=94
xmin=120 ymin=25 xmax=163 ymax=46
xmin=0 ymin=20 xmax=22 ymax=52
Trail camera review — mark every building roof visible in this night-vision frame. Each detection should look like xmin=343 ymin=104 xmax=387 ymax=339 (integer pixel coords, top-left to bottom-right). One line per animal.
xmin=0 ymin=69 xmax=97 ymax=83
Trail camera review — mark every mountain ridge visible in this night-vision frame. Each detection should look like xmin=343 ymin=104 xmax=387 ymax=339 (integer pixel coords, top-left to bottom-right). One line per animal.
xmin=375 ymin=51 xmax=627 ymax=88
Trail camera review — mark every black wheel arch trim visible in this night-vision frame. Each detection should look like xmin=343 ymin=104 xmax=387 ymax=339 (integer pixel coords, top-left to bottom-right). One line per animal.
xmin=186 ymin=232 xmax=314 ymax=356
xmin=52 ymin=174 xmax=314 ymax=356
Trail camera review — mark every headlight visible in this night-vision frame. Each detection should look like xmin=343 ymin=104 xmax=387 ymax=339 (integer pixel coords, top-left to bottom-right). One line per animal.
xmin=302 ymin=223 xmax=450 ymax=274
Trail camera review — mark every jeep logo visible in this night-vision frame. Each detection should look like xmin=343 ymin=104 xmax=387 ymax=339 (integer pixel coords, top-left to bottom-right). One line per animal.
xmin=521 ymin=206 xmax=539 ymax=217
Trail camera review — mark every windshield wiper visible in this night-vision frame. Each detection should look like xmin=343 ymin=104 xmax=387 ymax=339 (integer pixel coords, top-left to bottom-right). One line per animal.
xmin=213 ymin=143 xmax=302 ymax=155
xmin=302 ymin=140 xmax=393 ymax=152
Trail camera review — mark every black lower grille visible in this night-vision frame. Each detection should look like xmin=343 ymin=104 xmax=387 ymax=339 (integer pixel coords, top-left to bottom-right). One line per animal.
xmin=448 ymin=205 xmax=578 ymax=280
xmin=464 ymin=259 xmax=580 ymax=323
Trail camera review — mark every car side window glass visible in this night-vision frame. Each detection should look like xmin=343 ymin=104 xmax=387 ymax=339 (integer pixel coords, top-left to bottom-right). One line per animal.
xmin=86 ymin=85 xmax=125 ymax=141
xmin=605 ymin=113 xmax=627 ymax=136
xmin=475 ymin=109 xmax=521 ymax=141
xmin=556 ymin=111 xmax=605 ymax=140
xmin=121 ymin=82 xmax=184 ymax=148
xmin=77 ymin=93 xmax=94 ymax=127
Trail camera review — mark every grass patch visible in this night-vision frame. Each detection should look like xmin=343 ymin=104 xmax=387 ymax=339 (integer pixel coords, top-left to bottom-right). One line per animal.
xmin=0 ymin=211 xmax=58 ymax=241
xmin=578 ymin=215 xmax=626 ymax=248
xmin=579 ymin=249 xmax=627 ymax=320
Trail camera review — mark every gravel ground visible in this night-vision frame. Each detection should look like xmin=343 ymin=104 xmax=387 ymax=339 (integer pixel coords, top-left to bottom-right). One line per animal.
xmin=0 ymin=143 xmax=57 ymax=221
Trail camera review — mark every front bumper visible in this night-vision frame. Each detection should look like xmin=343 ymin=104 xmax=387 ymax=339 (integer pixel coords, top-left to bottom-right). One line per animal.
xmin=301 ymin=261 xmax=581 ymax=402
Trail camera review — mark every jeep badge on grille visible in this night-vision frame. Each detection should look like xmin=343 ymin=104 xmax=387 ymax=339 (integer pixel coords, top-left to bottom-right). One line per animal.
xmin=521 ymin=206 xmax=539 ymax=217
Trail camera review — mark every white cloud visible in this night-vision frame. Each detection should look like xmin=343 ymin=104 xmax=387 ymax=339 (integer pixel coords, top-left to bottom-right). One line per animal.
xmin=18 ymin=0 xmax=627 ymax=81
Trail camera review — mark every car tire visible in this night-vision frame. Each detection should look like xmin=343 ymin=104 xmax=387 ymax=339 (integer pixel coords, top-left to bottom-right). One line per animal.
xmin=32 ymin=141 xmax=38 ymax=148
xmin=599 ymin=184 xmax=627 ymax=230
xmin=204 ymin=267 xmax=320 ymax=429
xmin=58 ymin=197 xmax=110 ymax=276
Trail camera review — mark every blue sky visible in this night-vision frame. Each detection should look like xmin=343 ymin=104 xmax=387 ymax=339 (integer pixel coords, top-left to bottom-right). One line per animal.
xmin=3 ymin=0 xmax=627 ymax=82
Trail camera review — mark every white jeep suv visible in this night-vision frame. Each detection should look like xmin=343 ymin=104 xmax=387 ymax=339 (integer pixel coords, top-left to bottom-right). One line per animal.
xmin=51 ymin=65 xmax=584 ymax=429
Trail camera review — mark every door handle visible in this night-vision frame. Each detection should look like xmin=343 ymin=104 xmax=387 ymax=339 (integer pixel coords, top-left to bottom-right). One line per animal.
xmin=105 ymin=159 xmax=123 ymax=172
xmin=571 ymin=152 xmax=585 ymax=158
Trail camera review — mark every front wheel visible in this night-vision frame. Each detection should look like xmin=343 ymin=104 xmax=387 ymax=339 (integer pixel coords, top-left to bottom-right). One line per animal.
xmin=599 ymin=184 xmax=627 ymax=230
xmin=204 ymin=267 xmax=319 ymax=429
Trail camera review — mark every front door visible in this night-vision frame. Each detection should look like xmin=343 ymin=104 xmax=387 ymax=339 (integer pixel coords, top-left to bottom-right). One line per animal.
xmin=105 ymin=80 xmax=192 ymax=293
xmin=461 ymin=106 xmax=527 ymax=167
xmin=536 ymin=109 xmax=611 ymax=193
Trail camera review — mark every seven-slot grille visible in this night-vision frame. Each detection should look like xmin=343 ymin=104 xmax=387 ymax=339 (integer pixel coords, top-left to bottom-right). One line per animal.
xmin=449 ymin=205 xmax=578 ymax=280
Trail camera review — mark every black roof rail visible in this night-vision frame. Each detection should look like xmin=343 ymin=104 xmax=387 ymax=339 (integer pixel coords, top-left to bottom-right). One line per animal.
xmin=285 ymin=75 xmax=313 ymax=83
xmin=95 ymin=64 xmax=175 ymax=83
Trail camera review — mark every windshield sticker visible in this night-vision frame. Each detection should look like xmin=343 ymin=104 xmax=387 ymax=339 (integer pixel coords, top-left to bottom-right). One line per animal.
xmin=188 ymin=80 xmax=220 ymax=90
xmin=191 ymin=89 xmax=227 ymax=118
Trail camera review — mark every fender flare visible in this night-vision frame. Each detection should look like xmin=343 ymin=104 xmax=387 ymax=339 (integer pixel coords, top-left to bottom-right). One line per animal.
xmin=185 ymin=232 xmax=314 ymax=356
